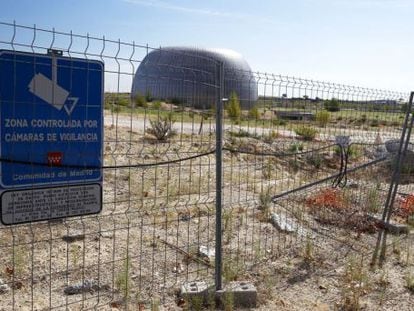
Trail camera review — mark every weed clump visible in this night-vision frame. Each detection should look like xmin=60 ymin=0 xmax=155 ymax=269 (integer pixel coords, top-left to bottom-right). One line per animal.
xmin=339 ymin=257 xmax=370 ymax=310
xmin=294 ymin=126 xmax=318 ymax=141
xmin=147 ymin=115 xmax=176 ymax=141
xmin=405 ymin=272 xmax=414 ymax=293
xmin=315 ymin=110 xmax=330 ymax=127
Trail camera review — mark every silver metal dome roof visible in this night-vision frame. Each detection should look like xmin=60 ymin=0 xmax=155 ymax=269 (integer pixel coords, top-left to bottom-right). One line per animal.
xmin=131 ymin=47 xmax=258 ymax=109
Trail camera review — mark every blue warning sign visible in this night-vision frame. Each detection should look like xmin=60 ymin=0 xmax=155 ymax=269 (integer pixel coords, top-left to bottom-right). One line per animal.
xmin=0 ymin=50 xmax=103 ymax=224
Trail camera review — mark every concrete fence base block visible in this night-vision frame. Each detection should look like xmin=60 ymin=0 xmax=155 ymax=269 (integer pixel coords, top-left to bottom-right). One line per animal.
xmin=216 ymin=281 xmax=257 ymax=309
xmin=180 ymin=281 xmax=257 ymax=309
xmin=180 ymin=281 xmax=212 ymax=308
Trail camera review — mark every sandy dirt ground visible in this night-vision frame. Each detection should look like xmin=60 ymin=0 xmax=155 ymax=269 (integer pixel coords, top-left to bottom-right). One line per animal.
xmin=0 ymin=112 xmax=413 ymax=311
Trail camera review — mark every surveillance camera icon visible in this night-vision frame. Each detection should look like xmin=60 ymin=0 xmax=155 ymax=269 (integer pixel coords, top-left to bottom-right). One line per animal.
xmin=28 ymin=73 xmax=78 ymax=115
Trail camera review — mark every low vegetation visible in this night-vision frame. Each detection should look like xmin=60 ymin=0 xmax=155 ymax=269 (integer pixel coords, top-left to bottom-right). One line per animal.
xmin=315 ymin=110 xmax=330 ymax=127
xmin=147 ymin=114 xmax=176 ymax=141
xmin=324 ymin=98 xmax=340 ymax=112
xmin=226 ymin=91 xmax=242 ymax=122
xmin=294 ymin=126 xmax=318 ymax=141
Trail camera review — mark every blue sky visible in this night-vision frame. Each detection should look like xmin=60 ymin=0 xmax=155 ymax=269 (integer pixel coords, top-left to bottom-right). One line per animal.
xmin=1 ymin=0 xmax=414 ymax=92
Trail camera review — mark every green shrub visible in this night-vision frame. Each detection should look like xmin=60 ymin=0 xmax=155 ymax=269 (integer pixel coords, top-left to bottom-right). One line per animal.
xmin=259 ymin=190 xmax=272 ymax=213
xmin=116 ymin=97 xmax=130 ymax=107
xmin=133 ymin=93 xmax=147 ymax=108
xmin=315 ymin=110 xmax=330 ymax=127
xmin=324 ymin=98 xmax=340 ymax=112
xmin=116 ymin=256 xmax=132 ymax=298
xmin=334 ymin=145 xmax=363 ymax=160
xmin=272 ymin=118 xmax=287 ymax=126
xmin=104 ymin=101 xmax=112 ymax=110
xmin=307 ymin=153 xmax=323 ymax=169
xmin=226 ymin=91 xmax=241 ymax=122
xmin=405 ymin=272 xmax=414 ymax=293
xmin=289 ymin=142 xmax=304 ymax=153
xmin=370 ymin=119 xmax=380 ymax=127
xmin=152 ymin=101 xmax=162 ymax=109
xmin=248 ymin=105 xmax=260 ymax=120
xmin=228 ymin=129 xmax=259 ymax=139
xmin=262 ymin=130 xmax=279 ymax=144
xmin=366 ymin=187 xmax=381 ymax=214
xmin=360 ymin=114 xmax=367 ymax=123
xmin=294 ymin=126 xmax=318 ymax=141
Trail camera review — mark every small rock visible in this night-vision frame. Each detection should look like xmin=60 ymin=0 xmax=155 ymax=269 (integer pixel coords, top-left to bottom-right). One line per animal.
xmin=62 ymin=234 xmax=85 ymax=243
xmin=385 ymin=139 xmax=402 ymax=153
xmin=270 ymin=211 xmax=312 ymax=238
xmin=373 ymin=146 xmax=387 ymax=159
xmin=198 ymin=246 xmax=215 ymax=261
xmin=270 ymin=212 xmax=295 ymax=233
xmin=172 ymin=263 xmax=184 ymax=274
xmin=348 ymin=182 xmax=359 ymax=189
xmin=100 ymin=231 xmax=113 ymax=239
xmin=180 ymin=214 xmax=191 ymax=221
xmin=109 ymin=300 xmax=124 ymax=309
xmin=0 ymin=278 xmax=10 ymax=294
xmin=64 ymin=280 xmax=108 ymax=295
xmin=11 ymin=281 xmax=23 ymax=290
xmin=176 ymin=297 xmax=186 ymax=308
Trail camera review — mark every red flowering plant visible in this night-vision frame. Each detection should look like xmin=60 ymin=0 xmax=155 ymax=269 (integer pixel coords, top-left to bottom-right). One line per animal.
xmin=395 ymin=194 xmax=414 ymax=218
xmin=305 ymin=188 xmax=345 ymax=210
xmin=305 ymin=187 xmax=378 ymax=233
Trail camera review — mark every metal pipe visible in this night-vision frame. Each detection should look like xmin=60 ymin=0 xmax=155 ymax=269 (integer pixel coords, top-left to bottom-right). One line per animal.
xmin=215 ymin=61 xmax=224 ymax=291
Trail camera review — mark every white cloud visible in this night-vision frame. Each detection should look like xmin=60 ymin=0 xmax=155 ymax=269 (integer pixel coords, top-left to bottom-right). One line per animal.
xmin=123 ymin=0 xmax=279 ymax=25
xmin=305 ymin=0 xmax=414 ymax=8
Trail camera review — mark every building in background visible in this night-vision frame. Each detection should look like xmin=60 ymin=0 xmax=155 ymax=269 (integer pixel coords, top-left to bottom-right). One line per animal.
xmin=131 ymin=47 xmax=258 ymax=109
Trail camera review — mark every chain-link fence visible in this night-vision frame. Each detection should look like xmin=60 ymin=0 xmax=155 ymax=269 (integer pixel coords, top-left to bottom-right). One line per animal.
xmin=0 ymin=21 xmax=412 ymax=310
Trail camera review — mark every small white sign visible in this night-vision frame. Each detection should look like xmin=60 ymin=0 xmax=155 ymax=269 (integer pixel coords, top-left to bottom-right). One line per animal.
xmin=1 ymin=184 xmax=102 ymax=225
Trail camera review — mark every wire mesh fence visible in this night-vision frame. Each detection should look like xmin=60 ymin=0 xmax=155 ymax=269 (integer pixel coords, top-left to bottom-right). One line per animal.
xmin=0 ymin=21 xmax=413 ymax=310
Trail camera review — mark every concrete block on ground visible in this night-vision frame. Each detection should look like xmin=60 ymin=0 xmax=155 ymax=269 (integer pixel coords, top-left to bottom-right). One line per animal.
xmin=216 ymin=281 xmax=257 ymax=309
xmin=180 ymin=281 xmax=213 ymax=309
xmin=270 ymin=212 xmax=295 ymax=233
xmin=181 ymin=281 xmax=210 ymax=298
xmin=180 ymin=281 xmax=257 ymax=309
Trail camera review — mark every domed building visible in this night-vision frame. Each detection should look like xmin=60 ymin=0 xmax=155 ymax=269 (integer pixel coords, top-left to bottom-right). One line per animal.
xmin=131 ymin=47 xmax=258 ymax=109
